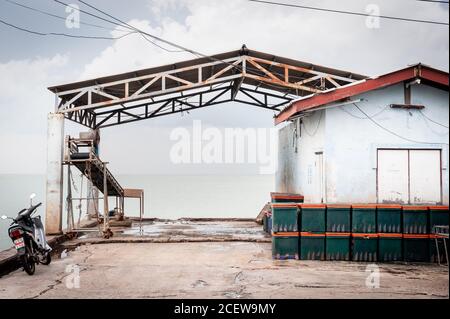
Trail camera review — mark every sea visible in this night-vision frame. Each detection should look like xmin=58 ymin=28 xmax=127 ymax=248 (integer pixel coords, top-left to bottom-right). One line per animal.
xmin=0 ymin=174 xmax=274 ymax=251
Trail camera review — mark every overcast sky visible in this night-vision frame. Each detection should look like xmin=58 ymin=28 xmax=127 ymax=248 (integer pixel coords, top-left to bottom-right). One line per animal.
xmin=0 ymin=0 xmax=448 ymax=175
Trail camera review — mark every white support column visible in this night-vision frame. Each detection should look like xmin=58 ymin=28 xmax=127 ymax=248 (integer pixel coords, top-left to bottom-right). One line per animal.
xmin=87 ymin=129 xmax=100 ymax=219
xmin=45 ymin=113 xmax=65 ymax=235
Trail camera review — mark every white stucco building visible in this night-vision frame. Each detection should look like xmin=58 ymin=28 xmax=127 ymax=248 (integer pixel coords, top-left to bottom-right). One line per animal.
xmin=275 ymin=64 xmax=449 ymax=205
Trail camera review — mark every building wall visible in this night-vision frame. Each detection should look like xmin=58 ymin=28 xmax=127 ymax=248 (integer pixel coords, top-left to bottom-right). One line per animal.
xmin=276 ymin=123 xmax=297 ymax=193
xmin=277 ymin=83 xmax=449 ymax=204
xmin=276 ymin=110 xmax=326 ymax=201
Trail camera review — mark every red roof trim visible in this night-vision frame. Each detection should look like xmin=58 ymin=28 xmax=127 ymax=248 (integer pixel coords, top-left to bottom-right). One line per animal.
xmin=420 ymin=67 xmax=449 ymax=87
xmin=275 ymin=65 xmax=449 ymax=125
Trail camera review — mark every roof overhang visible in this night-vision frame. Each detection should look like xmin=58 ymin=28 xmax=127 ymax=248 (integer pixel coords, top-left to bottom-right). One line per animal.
xmin=275 ymin=64 xmax=449 ymax=125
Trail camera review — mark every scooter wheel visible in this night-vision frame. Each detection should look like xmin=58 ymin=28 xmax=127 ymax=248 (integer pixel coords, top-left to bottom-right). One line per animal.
xmin=41 ymin=252 xmax=52 ymax=265
xmin=21 ymin=254 xmax=35 ymax=276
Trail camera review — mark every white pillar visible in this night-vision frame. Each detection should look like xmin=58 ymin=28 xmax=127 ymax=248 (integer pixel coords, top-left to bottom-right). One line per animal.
xmin=45 ymin=113 xmax=65 ymax=235
xmin=87 ymin=129 xmax=100 ymax=219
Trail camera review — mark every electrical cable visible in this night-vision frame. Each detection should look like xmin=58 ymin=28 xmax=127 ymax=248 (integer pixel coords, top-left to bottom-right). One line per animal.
xmin=0 ymin=0 xmax=341 ymax=115
xmin=75 ymin=0 xmax=318 ymax=95
xmin=49 ymin=0 xmax=333 ymax=97
xmin=417 ymin=0 xmax=449 ymax=4
xmin=303 ymin=111 xmax=323 ymax=137
xmin=4 ymin=0 xmax=129 ymax=32
xmin=419 ymin=111 xmax=449 ymax=136
xmin=52 ymin=0 xmax=136 ymax=31
xmin=76 ymin=0 xmax=211 ymax=57
xmin=0 ymin=17 xmax=137 ymax=39
xmin=353 ymin=102 xmax=448 ymax=145
xmin=338 ymin=104 xmax=389 ymax=119
xmin=419 ymin=110 xmax=449 ymax=128
xmin=249 ymin=0 xmax=449 ymax=26
xmin=56 ymin=0 xmax=187 ymax=56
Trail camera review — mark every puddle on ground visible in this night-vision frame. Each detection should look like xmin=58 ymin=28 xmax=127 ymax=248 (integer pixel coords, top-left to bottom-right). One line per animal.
xmin=223 ymin=291 xmax=243 ymax=299
xmin=191 ymin=280 xmax=208 ymax=288
xmin=51 ymin=244 xmax=83 ymax=260
xmin=60 ymin=249 xmax=68 ymax=259
xmin=121 ymin=220 xmax=267 ymax=240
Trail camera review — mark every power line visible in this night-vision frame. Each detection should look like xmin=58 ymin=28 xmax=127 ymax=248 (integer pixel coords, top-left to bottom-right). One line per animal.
xmin=52 ymin=0 xmax=136 ymax=32
xmin=74 ymin=0 xmax=306 ymax=93
xmin=52 ymin=0 xmax=184 ymax=52
xmin=53 ymin=0 xmax=207 ymax=55
xmin=138 ymin=33 xmax=185 ymax=53
xmin=303 ymin=111 xmax=323 ymax=137
xmin=419 ymin=110 xmax=449 ymax=128
xmin=352 ymin=103 xmax=448 ymax=145
xmin=68 ymin=0 xmax=184 ymax=53
xmin=3 ymin=0 xmax=129 ymax=32
xmin=248 ymin=0 xmax=449 ymax=26
xmin=52 ymin=0 xmax=313 ymax=95
xmin=417 ymin=0 xmax=449 ymax=4
xmin=339 ymin=104 xmax=389 ymax=119
xmin=0 ymin=17 xmax=136 ymax=40
xmin=76 ymin=0 xmax=210 ymax=57
xmin=8 ymin=0 xmax=312 ymax=97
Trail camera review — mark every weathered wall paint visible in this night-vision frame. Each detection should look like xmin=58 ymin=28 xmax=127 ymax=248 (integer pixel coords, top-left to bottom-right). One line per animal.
xmin=45 ymin=113 xmax=65 ymax=235
xmin=277 ymin=110 xmax=326 ymax=202
xmin=276 ymin=83 xmax=449 ymax=204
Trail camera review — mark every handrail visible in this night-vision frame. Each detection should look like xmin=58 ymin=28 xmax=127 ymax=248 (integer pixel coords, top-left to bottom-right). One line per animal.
xmin=66 ymin=137 xmax=124 ymax=196
xmin=433 ymin=225 xmax=449 ymax=238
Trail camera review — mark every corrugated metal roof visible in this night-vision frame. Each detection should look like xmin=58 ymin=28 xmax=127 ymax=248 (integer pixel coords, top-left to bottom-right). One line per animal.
xmin=48 ymin=48 xmax=367 ymax=95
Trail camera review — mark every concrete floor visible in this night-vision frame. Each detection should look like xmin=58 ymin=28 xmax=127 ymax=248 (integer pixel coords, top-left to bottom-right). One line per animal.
xmin=0 ymin=242 xmax=448 ymax=299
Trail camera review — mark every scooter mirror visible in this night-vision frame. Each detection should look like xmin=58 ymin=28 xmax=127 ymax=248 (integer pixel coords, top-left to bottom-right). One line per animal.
xmin=1 ymin=215 xmax=8 ymax=220
xmin=29 ymin=193 xmax=36 ymax=206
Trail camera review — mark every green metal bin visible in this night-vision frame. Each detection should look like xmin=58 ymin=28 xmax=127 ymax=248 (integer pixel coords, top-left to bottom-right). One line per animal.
xmin=326 ymin=232 xmax=351 ymax=261
xmin=271 ymin=192 xmax=304 ymax=203
xmin=272 ymin=232 xmax=299 ymax=260
xmin=378 ymin=233 xmax=403 ymax=262
xmin=403 ymin=206 xmax=428 ymax=234
xmin=352 ymin=233 xmax=378 ymax=262
xmin=271 ymin=203 xmax=298 ymax=233
xmin=326 ymin=204 xmax=351 ymax=232
xmin=377 ymin=204 xmax=402 ymax=233
xmin=429 ymin=206 xmax=449 ymax=232
xmin=403 ymin=234 xmax=430 ymax=262
xmin=300 ymin=204 xmax=326 ymax=233
xmin=352 ymin=205 xmax=377 ymax=233
xmin=300 ymin=232 xmax=325 ymax=260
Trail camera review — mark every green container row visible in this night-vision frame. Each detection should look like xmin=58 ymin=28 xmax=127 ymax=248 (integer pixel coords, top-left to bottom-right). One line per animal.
xmin=270 ymin=204 xmax=449 ymax=235
xmin=272 ymin=233 xmax=444 ymax=263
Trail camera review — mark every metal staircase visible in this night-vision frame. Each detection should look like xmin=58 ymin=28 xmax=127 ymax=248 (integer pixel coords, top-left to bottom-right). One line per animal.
xmin=64 ymin=137 xmax=124 ymax=238
xmin=65 ymin=138 xmax=124 ymax=197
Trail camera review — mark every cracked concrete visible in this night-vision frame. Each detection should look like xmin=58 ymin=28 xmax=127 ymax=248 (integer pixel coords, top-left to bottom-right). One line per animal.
xmin=0 ymin=242 xmax=448 ymax=299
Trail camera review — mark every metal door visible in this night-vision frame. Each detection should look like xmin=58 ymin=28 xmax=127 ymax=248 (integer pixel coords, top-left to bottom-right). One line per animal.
xmin=409 ymin=150 xmax=442 ymax=204
xmin=378 ymin=149 xmax=442 ymax=204
xmin=377 ymin=150 xmax=409 ymax=204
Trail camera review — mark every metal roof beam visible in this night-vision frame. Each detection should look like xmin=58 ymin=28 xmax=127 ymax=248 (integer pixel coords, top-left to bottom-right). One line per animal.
xmin=51 ymin=50 xmax=363 ymax=128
